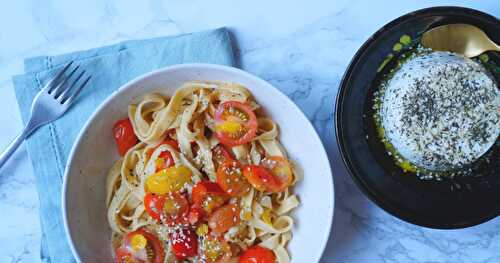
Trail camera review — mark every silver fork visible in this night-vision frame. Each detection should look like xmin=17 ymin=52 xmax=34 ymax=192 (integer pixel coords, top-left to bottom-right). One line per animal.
xmin=0 ymin=61 xmax=91 ymax=169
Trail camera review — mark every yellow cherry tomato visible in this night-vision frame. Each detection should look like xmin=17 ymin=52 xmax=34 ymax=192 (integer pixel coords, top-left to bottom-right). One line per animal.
xmin=145 ymin=166 xmax=192 ymax=194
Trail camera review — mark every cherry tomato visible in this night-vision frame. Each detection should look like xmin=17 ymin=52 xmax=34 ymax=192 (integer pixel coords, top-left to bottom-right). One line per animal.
xmin=216 ymin=161 xmax=251 ymax=197
xmin=203 ymin=235 xmax=232 ymax=263
xmin=155 ymin=150 xmax=176 ymax=171
xmin=169 ymin=227 xmax=198 ymax=260
xmin=260 ymin=157 xmax=293 ymax=193
xmin=208 ymin=203 xmax=241 ymax=235
xmin=212 ymin=144 xmax=234 ymax=170
xmin=192 ymin=181 xmax=227 ymax=204
xmin=188 ymin=204 xmax=205 ymax=225
xmin=144 ymin=193 xmax=189 ymax=225
xmin=147 ymin=139 xmax=179 ymax=171
xmin=144 ymin=193 xmax=164 ymax=222
xmin=239 ymin=246 xmax=276 ymax=263
xmin=192 ymin=181 xmax=229 ymax=214
xmin=114 ymin=229 xmax=165 ymax=263
xmin=214 ymin=101 xmax=258 ymax=146
xmin=242 ymin=165 xmax=280 ymax=192
xmin=113 ymin=119 xmax=138 ymax=156
xmin=162 ymin=192 xmax=190 ymax=225
xmin=145 ymin=166 xmax=192 ymax=195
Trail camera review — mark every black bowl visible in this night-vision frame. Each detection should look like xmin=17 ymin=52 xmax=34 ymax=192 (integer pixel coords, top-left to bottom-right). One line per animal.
xmin=335 ymin=6 xmax=500 ymax=229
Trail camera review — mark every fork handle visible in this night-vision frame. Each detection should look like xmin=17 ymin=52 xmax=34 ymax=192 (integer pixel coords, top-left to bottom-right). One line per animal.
xmin=0 ymin=120 xmax=39 ymax=170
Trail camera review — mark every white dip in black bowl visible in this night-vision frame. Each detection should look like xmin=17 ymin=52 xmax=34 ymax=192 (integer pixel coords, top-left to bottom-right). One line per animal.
xmin=378 ymin=51 xmax=499 ymax=172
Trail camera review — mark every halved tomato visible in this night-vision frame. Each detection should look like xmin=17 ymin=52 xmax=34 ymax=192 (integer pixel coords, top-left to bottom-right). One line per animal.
xmin=115 ymin=229 xmax=165 ymax=263
xmin=145 ymin=166 xmax=192 ymax=195
xmin=162 ymin=192 xmax=190 ymax=226
xmin=169 ymin=227 xmax=198 ymax=260
xmin=192 ymin=181 xmax=229 ymax=214
xmin=113 ymin=119 xmax=138 ymax=156
xmin=154 ymin=151 xmax=174 ymax=171
xmin=212 ymin=144 xmax=234 ymax=170
xmin=192 ymin=181 xmax=227 ymax=204
xmin=202 ymin=235 xmax=232 ymax=263
xmin=214 ymin=101 xmax=257 ymax=146
xmin=144 ymin=192 xmax=189 ymax=225
xmin=239 ymin=246 xmax=276 ymax=263
xmin=147 ymin=139 xmax=180 ymax=171
xmin=260 ymin=157 xmax=293 ymax=192
xmin=144 ymin=193 xmax=164 ymax=222
xmin=188 ymin=203 xmax=205 ymax=225
xmin=208 ymin=203 xmax=241 ymax=235
xmin=216 ymin=161 xmax=251 ymax=197
xmin=242 ymin=165 xmax=280 ymax=192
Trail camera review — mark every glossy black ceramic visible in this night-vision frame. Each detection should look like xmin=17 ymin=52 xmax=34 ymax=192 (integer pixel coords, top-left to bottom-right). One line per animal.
xmin=335 ymin=6 xmax=500 ymax=229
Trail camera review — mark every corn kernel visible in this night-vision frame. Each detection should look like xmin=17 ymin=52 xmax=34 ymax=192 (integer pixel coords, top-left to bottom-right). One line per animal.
xmin=196 ymin=224 xmax=209 ymax=236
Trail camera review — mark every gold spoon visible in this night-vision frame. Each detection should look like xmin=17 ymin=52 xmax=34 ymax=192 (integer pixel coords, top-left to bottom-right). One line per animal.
xmin=421 ymin=23 xmax=500 ymax=58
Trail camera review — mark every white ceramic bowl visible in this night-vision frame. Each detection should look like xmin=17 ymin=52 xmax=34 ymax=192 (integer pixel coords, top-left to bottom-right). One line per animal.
xmin=62 ymin=63 xmax=334 ymax=262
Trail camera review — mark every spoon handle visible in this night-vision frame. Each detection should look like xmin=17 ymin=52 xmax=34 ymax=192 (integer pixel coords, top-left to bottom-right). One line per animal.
xmin=493 ymin=42 xmax=500 ymax=52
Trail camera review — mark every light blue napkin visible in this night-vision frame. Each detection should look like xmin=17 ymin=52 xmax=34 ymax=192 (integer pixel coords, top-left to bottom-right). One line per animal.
xmin=12 ymin=28 xmax=235 ymax=263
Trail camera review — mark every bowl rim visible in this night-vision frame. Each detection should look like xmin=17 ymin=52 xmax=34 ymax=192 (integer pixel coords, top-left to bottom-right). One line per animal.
xmin=335 ymin=6 xmax=500 ymax=229
xmin=62 ymin=63 xmax=335 ymax=262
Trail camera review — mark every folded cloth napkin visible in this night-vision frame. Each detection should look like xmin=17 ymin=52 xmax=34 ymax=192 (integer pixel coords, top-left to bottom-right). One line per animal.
xmin=12 ymin=28 xmax=235 ymax=263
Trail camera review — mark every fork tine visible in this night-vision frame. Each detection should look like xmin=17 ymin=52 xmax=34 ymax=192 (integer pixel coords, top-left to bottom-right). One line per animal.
xmin=52 ymin=65 xmax=80 ymax=98
xmin=64 ymin=76 xmax=91 ymax=106
xmin=46 ymin=61 xmax=73 ymax=93
xmin=59 ymin=70 xmax=85 ymax=103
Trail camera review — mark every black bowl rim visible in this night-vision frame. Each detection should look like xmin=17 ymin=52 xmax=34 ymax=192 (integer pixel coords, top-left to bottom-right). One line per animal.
xmin=335 ymin=6 xmax=500 ymax=229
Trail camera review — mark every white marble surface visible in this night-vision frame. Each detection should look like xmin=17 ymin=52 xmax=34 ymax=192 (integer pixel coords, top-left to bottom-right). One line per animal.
xmin=0 ymin=0 xmax=499 ymax=262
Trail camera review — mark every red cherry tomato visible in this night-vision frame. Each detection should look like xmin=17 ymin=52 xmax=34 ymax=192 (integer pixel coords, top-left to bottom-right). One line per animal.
xmin=169 ymin=227 xmax=198 ymax=260
xmin=239 ymin=246 xmax=276 ymax=263
xmin=214 ymin=101 xmax=258 ymax=147
xmin=188 ymin=203 xmax=205 ymax=225
xmin=144 ymin=193 xmax=164 ymax=222
xmin=144 ymin=193 xmax=189 ymax=225
xmin=192 ymin=181 xmax=229 ymax=214
xmin=192 ymin=181 xmax=227 ymax=204
xmin=155 ymin=151 xmax=175 ymax=171
xmin=216 ymin=161 xmax=251 ymax=197
xmin=114 ymin=229 xmax=165 ymax=263
xmin=208 ymin=203 xmax=241 ymax=236
xmin=113 ymin=119 xmax=138 ymax=156
xmin=242 ymin=165 xmax=280 ymax=192
xmin=202 ymin=235 xmax=232 ymax=263
xmin=162 ymin=192 xmax=190 ymax=226
xmin=146 ymin=139 xmax=179 ymax=170
xmin=260 ymin=157 xmax=293 ymax=192
xmin=212 ymin=144 xmax=234 ymax=170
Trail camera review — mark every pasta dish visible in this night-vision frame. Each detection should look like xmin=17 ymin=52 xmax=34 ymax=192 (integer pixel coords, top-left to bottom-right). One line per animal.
xmin=106 ymin=81 xmax=300 ymax=263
